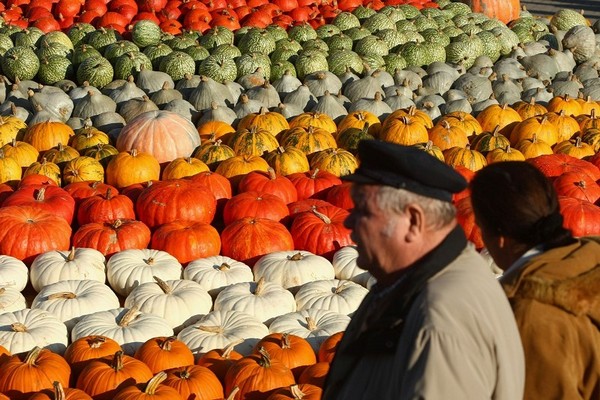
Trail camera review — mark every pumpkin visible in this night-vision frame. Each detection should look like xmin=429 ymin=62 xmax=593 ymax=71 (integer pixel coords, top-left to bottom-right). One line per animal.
xmin=577 ymin=109 xmax=600 ymax=132
xmin=331 ymin=246 xmax=373 ymax=288
xmin=412 ymin=141 xmax=445 ymax=162
xmin=124 ymin=277 xmax=212 ymax=331
xmin=510 ymin=115 xmax=559 ymax=147
xmin=297 ymin=362 xmax=330 ymax=387
xmin=486 ymin=145 xmax=526 ymax=163
xmin=263 ymin=146 xmax=311 ymax=176
xmin=545 ymin=111 xmax=581 ymax=143
xmin=84 ymin=143 xmax=120 ymax=167
xmin=0 ymin=287 xmax=26 ymax=314
xmin=163 ymin=365 xmax=224 ymax=400
xmin=279 ymin=126 xmax=338 ymax=156
xmin=546 ymin=94 xmax=584 ymax=117
xmin=443 ymin=145 xmax=487 ymax=172
xmin=4 ymin=185 xmax=75 ymax=224
xmin=196 ymin=341 xmax=244 ymax=385
xmin=43 ymin=143 xmax=81 ymax=169
xmin=337 ymin=110 xmax=382 ymax=138
xmin=528 ymin=154 xmax=600 ymax=181
xmin=220 ymin=217 xmax=295 ymax=267
xmin=470 ymin=126 xmax=511 ymax=154
xmin=267 ymin=383 xmax=323 ymax=400
xmin=18 ymin=174 xmax=59 ymax=188
xmin=224 ymin=347 xmax=295 ymax=400
xmin=176 ymin=309 xmax=270 ymax=357
xmin=77 ymin=188 xmax=135 ymax=225
xmin=62 ymin=156 xmax=106 ymax=184
xmin=268 ymin=309 xmax=351 ymax=353
xmin=75 ymin=350 xmax=153 ymax=400
xmin=514 ymin=134 xmax=554 ymax=159
xmin=383 ymin=106 xmax=433 ymax=130
xmin=136 ymin=179 xmax=217 ymax=228
xmin=476 ymin=104 xmax=523 ymax=140
xmin=184 ymin=255 xmax=254 ymax=299
xmin=318 ymin=331 xmax=343 ymax=363
xmin=289 ymin=112 xmax=337 ymax=134
xmin=213 ymin=278 xmax=296 ymax=326
xmin=134 ymin=337 xmax=195 ymax=374
xmin=23 ymin=121 xmax=75 ymax=153
xmin=0 ymin=149 xmax=21 ymax=185
xmin=70 ymin=124 xmax=111 ymax=153
xmin=228 ymin=127 xmax=279 ymax=157
xmin=253 ymin=333 xmax=316 ymax=379
xmin=188 ymin=171 xmax=233 ymax=208
xmin=72 ymin=219 xmax=151 ymax=258
xmin=437 ymin=111 xmax=482 ymax=139
xmin=162 ymin=157 xmax=210 ymax=180
xmin=553 ymin=171 xmax=600 ymax=204
xmin=462 ymin=0 xmax=519 ymax=23
xmin=71 ymin=307 xmax=174 ymax=356
xmin=238 ymin=168 xmax=298 ymax=204
xmin=287 ymin=169 xmax=342 ymax=200
xmin=295 ymin=279 xmax=368 ymax=316
xmin=336 ymin=124 xmax=376 ymax=155
xmin=428 ymin=120 xmax=469 ymax=151
xmin=23 ymin=158 xmax=62 ymax=187
xmin=513 ymin=97 xmax=548 ymax=120
xmin=0 ymin=115 xmax=27 ymax=146
xmin=581 ymin=128 xmax=600 ymax=152
xmin=113 ymin=371 xmax=183 ymax=400
xmin=0 ymin=347 xmax=70 ymax=400
xmin=28 ymin=381 xmax=93 ymax=400
xmin=64 ymin=336 xmax=122 ymax=381
xmin=308 ymin=148 xmax=358 ymax=177
xmin=64 ymin=181 xmax=119 ymax=207
xmin=215 ymin=154 xmax=270 ymax=191
xmin=0 ymin=255 xmax=28 ymax=292
xmin=197 ymin=121 xmax=236 ymax=143
xmin=0 ymin=308 xmax=69 ymax=355
xmin=117 ymin=110 xmax=201 ymax=164
xmin=106 ymin=149 xmax=161 ymax=189
xmin=455 ymin=196 xmax=484 ymax=250
xmin=554 ymin=137 xmax=595 ymax=159
xmin=253 ymin=250 xmax=335 ymax=294
xmin=151 ymin=221 xmax=222 ymax=265
xmin=31 ymin=279 xmax=120 ymax=332
xmin=559 ymin=196 xmax=600 ymax=237
xmin=378 ymin=116 xmax=428 ymax=146
xmin=1 ymin=139 xmax=39 ymax=168
xmin=192 ymin=139 xmax=236 ymax=171
xmin=106 ymin=248 xmax=183 ymax=297
xmin=576 ymin=96 xmax=600 ymax=116
xmin=223 ymin=191 xmax=290 ymax=225
xmin=0 ymin=206 xmax=71 ymax=265
xmin=237 ymin=107 xmax=290 ymax=137
xmin=290 ymin=206 xmax=354 ymax=260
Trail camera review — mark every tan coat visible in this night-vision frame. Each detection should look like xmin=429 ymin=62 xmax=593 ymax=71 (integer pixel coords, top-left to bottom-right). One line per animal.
xmin=323 ymin=243 xmax=525 ymax=400
xmin=500 ymin=237 xmax=600 ymax=400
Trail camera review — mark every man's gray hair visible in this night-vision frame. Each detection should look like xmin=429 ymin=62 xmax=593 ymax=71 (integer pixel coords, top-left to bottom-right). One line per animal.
xmin=375 ymin=185 xmax=457 ymax=229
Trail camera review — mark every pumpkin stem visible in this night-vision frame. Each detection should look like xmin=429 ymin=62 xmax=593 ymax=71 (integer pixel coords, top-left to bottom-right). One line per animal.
xmin=267 ymin=167 xmax=277 ymax=180
xmin=119 ymin=306 xmax=139 ymax=327
xmin=310 ymin=168 xmax=320 ymax=179
xmin=335 ymin=281 xmax=349 ymax=294
xmin=218 ymin=263 xmax=231 ymax=271
xmin=145 ymin=372 xmax=168 ymax=394
xmin=198 ymin=325 xmax=224 ymax=334
xmin=290 ymin=384 xmax=306 ymax=399
xmin=35 ymin=187 xmax=46 ymax=202
xmin=87 ymin=336 xmax=107 ymax=349
xmin=306 ymin=316 xmax=317 ymax=331
xmin=25 ymin=346 xmax=42 ymax=366
xmin=254 ymin=277 xmax=266 ymax=296
xmin=131 ymin=149 xmax=138 ymax=157
xmin=47 ymin=291 xmax=77 ymax=300
xmin=282 ymin=333 xmax=292 ymax=349
xmin=178 ymin=367 xmax=191 ymax=380
xmin=257 ymin=346 xmax=272 ymax=367
xmin=289 ymin=252 xmax=304 ymax=261
xmin=145 ymin=257 xmax=155 ymax=265
xmin=112 ymin=219 xmax=123 ymax=229
xmin=153 ymin=276 xmax=172 ymax=294
xmin=112 ymin=350 xmax=124 ymax=372
xmin=64 ymin=246 xmax=76 ymax=262
xmin=11 ymin=322 xmax=27 ymax=332
xmin=221 ymin=339 xmax=244 ymax=358
xmin=226 ymin=387 xmax=240 ymax=400
xmin=312 ymin=209 xmax=332 ymax=224
xmin=53 ymin=381 xmax=67 ymax=400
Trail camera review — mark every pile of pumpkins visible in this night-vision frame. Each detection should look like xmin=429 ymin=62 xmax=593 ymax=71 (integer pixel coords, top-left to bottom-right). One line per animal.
xmin=0 ymin=0 xmax=599 ymax=398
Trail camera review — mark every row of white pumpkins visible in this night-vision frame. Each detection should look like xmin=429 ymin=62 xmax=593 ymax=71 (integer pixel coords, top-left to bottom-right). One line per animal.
xmin=0 ymin=246 xmax=374 ymax=358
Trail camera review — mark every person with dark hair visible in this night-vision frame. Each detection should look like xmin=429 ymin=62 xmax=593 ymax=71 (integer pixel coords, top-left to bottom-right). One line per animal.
xmin=322 ymin=140 xmax=524 ymax=400
xmin=470 ymin=161 xmax=600 ymax=400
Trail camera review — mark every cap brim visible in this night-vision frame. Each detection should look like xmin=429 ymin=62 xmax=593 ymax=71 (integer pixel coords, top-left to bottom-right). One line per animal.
xmin=341 ymin=172 xmax=380 ymax=185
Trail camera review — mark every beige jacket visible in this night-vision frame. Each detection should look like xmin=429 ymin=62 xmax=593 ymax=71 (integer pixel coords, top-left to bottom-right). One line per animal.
xmin=323 ymin=243 xmax=525 ymax=400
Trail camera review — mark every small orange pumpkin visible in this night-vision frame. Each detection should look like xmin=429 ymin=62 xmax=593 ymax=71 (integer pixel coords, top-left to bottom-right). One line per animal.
xmin=106 ymin=149 xmax=161 ymax=189
xmin=23 ymin=121 xmax=75 ymax=153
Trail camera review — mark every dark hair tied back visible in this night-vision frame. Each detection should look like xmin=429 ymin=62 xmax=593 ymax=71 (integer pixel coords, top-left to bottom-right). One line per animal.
xmin=527 ymin=213 xmax=566 ymax=245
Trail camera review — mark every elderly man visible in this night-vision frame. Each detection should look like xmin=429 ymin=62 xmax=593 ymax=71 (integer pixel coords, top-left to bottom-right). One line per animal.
xmin=322 ymin=140 xmax=524 ymax=400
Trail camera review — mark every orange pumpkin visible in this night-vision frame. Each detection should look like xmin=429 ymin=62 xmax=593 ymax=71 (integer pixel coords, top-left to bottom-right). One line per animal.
xmin=72 ymin=219 xmax=151 ymax=258
xmin=64 ymin=336 xmax=123 ymax=382
xmin=23 ymin=121 xmax=75 ymax=153
xmin=513 ymin=97 xmax=548 ymax=120
xmin=76 ymin=351 xmax=153 ymax=400
xmin=113 ymin=372 xmax=183 ymax=400
xmin=196 ymin=341 xmax=244 ymax=385
xmin=337 ymin=110 xmax=382 ymax=138
xmin=546 ymin=94 xmax=584 ymax=117
xmin=463 ymin=0 xmax=519 ymax=23
xmin=106 ymin=149 xmax=161 ymax=189
xmin=443 ymin=145 xmax=487 ymax=172
xmin=197 ymin=121 xmax=236 ymax=144
xmin=545 ymin=110 xmax=581 ymax=143
xmin=514 ymin=134 xmax=554 ymax=159
xmin=0 ymin=347 xmax=71 ymax=400
xmin=476 ymin=103 xmax=522 ymax=138
xmin=486 ymin=145 xmax=526 ymax=163
xmin=163 ymin=365 xmax=225 ymax=400
xmin=289 ymin=112 xmax=337 ymax=134
xmin=510 ymin=115 xmax=559 ymax=147
xmin=384 ymin=106 xmax=433 ymax=130
xmin=379 ymin=115 xmax=428 ymax=146
xmin=162 ymin=157 xmax=210 ymax=180
xmin=253 ymin=333 xmax=317 ymax=380
xmin=553 ymin=137 xmax=595 ymax=159
xmin=134 ymin=337 xmax=194 ymax=375
xmin=318 ymin=331 xmax=343 ymax=363
xmin=577 ymin=108 xmax=600 ymax=132
xmin=428 ymin=120 xmax=469 ymax=151
xmin=438 ymin=111 xmax=482 ymax=139
xmin=297 ymin=362 xmax=330 ymax=387
xmin=266 ymin=384 xmax=322 ymax=400
xmin=28 ymin=381 xmax=92 ymax=400
xmin=151 ymin=220 xmax=221 ymax=265
xmin=577 ymin=96 xmax=600 ymax=116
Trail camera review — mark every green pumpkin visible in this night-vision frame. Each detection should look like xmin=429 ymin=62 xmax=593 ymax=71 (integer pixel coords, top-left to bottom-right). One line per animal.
xmin=445 ymin=33 xmax=485 ymax=69
xmin=413 ymin=15 xmax=439 ymax=31
xmin=143 ymin=43 xmax=173 ymax=69
xmin=332 ymin=12 xmax=361 ymax=31
xmin=76 ymin=56 xmax=114 ymax=88
xmin=0 ymin=46 xmax=40 ymax=81
xmin=352 ymin=6 xmax=377 ymax=21
xmin=295 ymin=51 xmax=328 ymax=79
xmin=237 ymin=28 xmax=277 ymax=55
xmin=13 ymin=27 xmax=44 ymax=48
xmin=236 ymin=53 xmax=271 ymax=80
xmin=131 ymin=20 xmax=162 ymax=48
xmin=376 ymin=29 xmax=407 ymax=52
xmin=344 ymin=27 xmax=371 ymax=41
xmin=183 ymin=44 xmax=210 ymax=66
xmin=37 ymin=56 xmax=74 ymax=85
xmin=324 ymin=33 xmax=353 ymax=52
xmin=159 ymin=51 xmax=196 ymax=81
xmin=85 ymin=28 xmax=121 ymax=53
xmin=270 ymin=61 xmax=296 ymax=81
xmin=167 ymin=36 xmax=197 ymax=51
xmin=288 ymin=23 xmax=318 ymax=44
xmin=421 ymin=28 xmax=451 ymax=47
xmin=362 ymin=13 xmax=396 ymax=33
xmin=113 ymin=51 xmax=153 ymax=80
xmin=71 ymin=44 xmax=102 ymax=67
xmin=316 ymin=24 xmax=341 ymax=40
xmin=302 ymin=38 xmax=329 ymax=53
xmin=491 ymin=26 xmax=521 ymax=55
xmin=378 ymin=6 xmax=407 ymax=23
xmin=103 ymin=40 xmax=140 ymax=63
xmin=40 ymin=30 xmax=74 ymax=51
xmin=441 ymin=2 xmax=472 ymax=17
xmin=211 ymin=43 xmax=242 ymax=59
xmin=327 ymin=50 xmax=364 ymax=76
xmin=395 ymin=20 xmax=417 ymax=32
xmin=477 ymin=30 xmax=502 ymax=63
xmin=36 ymin=41 xmax=72 ymax=59
xmin=397 ymin=4 xmax=421 ymax=20
xmin=67 ymin=23 xmax=96 ymax=47
xmin=200 ymin=26 xmax=235 ymax=50
xmin=0 ymin=34 xmax=14 ymax=57
xmin=265 ymin=24 xmax=289 ymax=42
xmin=383 ymin=53 xmax=408 ymax=74
xmin=198 ymin=54 xmax=237 ymax=83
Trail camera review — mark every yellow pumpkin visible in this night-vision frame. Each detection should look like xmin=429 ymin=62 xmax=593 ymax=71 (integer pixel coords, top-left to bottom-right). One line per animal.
xmin=23 ymin=158 xmax=62 ymax=185
xmin=278 ymin=126 xmax=337 ymax=156
xmin=581 ymin=128 xmax=600 ymax=152
xmin=0 ymin=114 xmax=27 ymax=146
xmin=546 ymin=94 xmax=583 ymax=117
xmin=336 ymin=110 xmax=382 ymax=138
xmin=106 ymin=149 xmax=161 ymax=188
xmin=576 ymin=108 xmax=600 ymax=132
xmin=263 ymin=146 xmax=310 ymax=176
xmin=62 ymin=156 xmax=105 ymax=184
xmin=162 ymin=157 xmax=210 ymax=180
xmin=512 ymin=97 xmax=548 ymax=120
xmin=289 ymin=112 xmax=337 ymax=134
xmin=510 ymin=115 xmax=559 ymax=147
xmin=43 ymin=143 xmax=80 ymax=170
xmin=215 ymin=154 xmax=270 ymax=188
xmin=576 ymin=95 xmax=600 ymax=116
xmin=379 ymin=116 xmax=428 ymax=146
xmin=428 ymin=120 xmax=469 ymax=151
xmin=84 ymin=143 xmax=119 ymax=167
xmin=236 ymin=107 xmax=290 ymax=137
xmin=192 ymin=139 xmax=236 ymax=171
xmin=70 ymin=124 xmax=111 ymax=153
xmin=0 ymin=149 xmax=22 ymax=184
xmin=197 ymin=121 xmax=236 ymax=143
xmin=544 ymin=110 xmax=581 ymax=143
xmin=437 ymin=111 xmax=482 ymax=139
xmin=228 ymin=127 xmax=280 ymax=157
xmin=383 ymin=106 xmax=433 ymax=130
xmin=0 ymin=139 xmax=39 ymax=168
xmin=309 ymin=148 xmax=358 ymax=177
xmin=514 ymin=134 xmax=554 ymax=159
xmin=553 ymin=137 xmax=596 ymax=159
xmin=443 ymin=145 xmax=487 ymax=172
xmin=23 ymin=121 xmax=75 ymax=152
xmin=412 ymin=140 xmax=444 ymax=162
xmin=485 ymin=145 xmax=526 ymax=163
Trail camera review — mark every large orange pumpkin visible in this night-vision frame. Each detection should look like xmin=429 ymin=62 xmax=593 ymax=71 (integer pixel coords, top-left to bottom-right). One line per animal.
xmin=223 ymin=191 xmax=290 ymax=225
xmin=559 ymin=196 xmax=600 ymax=237
xmin=76 ymin=188 xmax=136 ymax=225
xmin=117 ymin=110 xmax=201 ymax=164
xmin=106 ymin=149 xmax=161 ymax=189
xmin=0 ymin=205 xmax=71 ymax=264
xmin=3 ymin=185 xmax=75 ymax=224
xmin=23 ymin=121 xmax=75 ymax=153
xmin=238 ymin=168 xmax=298 ymax=204
xmin=151 ymin=220 xmax=221 ymax=265
xmin=72 ymin=219 xmax=151 ymax=258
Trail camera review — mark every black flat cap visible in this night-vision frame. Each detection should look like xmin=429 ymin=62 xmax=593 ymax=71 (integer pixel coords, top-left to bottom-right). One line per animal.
xmin=342 ymin=140 xmax=467 ymax=202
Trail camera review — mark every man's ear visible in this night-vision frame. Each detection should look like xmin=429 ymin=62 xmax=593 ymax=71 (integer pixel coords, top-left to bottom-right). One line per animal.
xmin=405 ymin=204 xmax=424 ymax=242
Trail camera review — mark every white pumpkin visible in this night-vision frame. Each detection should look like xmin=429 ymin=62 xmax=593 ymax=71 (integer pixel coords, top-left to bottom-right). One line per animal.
xmin=0 ymin=287 xmax=27 ymax=313
xmin=71 ymin=307 xmax=174 ymax=355
xmin=268 ymin=308 xmax=350 ymax=352
xmin=177 ymin=310 xmax=269 ymax=357
xmin=106 ymin=249 xmax=183 ymax=296
xmin=332 ymin=246 xmax=374 ymax=288
xmin=0 ymin=255 xmax=28 ymax=291
xmin=253 ymin=251 xmax=335 ymax=293
xmin=183 ymin=255 xmax=254 ymax=298
xmin=124 ymin=277 xmax=212 ymax=331
xmin=0 ymin=308 xmax=69 ymax=355
xmin=213 ymin=278 xmax=296 ymax=326
xmin=31 ymin=280 xmax=120 ymax=331
xmin=295 ymin=279 xmax=368 ymax=316
xmin=30 ymin=247 xmax=107 ymax=292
